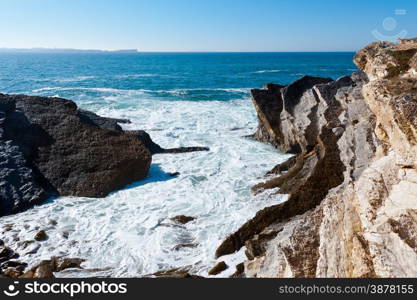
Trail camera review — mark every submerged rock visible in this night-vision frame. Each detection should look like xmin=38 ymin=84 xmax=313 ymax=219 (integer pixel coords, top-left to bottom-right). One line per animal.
xmin=126 ymin=130 xmax=209 ymax=155
xmin=168 ymin=172 xmax=181 ymax=177
xmin=34 ymin=230 xmax=48 ymax=242
xmin=216 ymin=39 xmax=417 ymax=278
xmin=126 ymin=130 xmax=165 ymax=154
xmin=0 ymin=246 xmax=17 ymax=263
xmin=170 ymin=215 xmax=196 ymax=224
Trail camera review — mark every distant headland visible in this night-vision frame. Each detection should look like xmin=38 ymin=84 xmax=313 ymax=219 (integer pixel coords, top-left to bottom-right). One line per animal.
xmin=0 ymin=47 xmax=139 ymax=53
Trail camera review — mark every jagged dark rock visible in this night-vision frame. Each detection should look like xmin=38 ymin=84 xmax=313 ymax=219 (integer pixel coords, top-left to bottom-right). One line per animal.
xmin=126 ymin=130 xmax=209 ymax=155
xmin=0 ymin=94 xmax=152 ymax=216
xmin=34 ymin=230 xmax=48 ymax=241
xmin=160 ymin=146 xmax=210 ymax=154
xmin=0 ymin=246 xmax=17 ymax=263
xmin=168 ymin=172 xmax=181 ymax=177
xmin=16 ymin=257 xmax=85 ymax=278
xmin=0 ymin=140 xmax=49 ymax=215
xmin=170 ymin=215 xmax=196 ymax=224
xmin=0 ymin=93 xmax=209 ymax=216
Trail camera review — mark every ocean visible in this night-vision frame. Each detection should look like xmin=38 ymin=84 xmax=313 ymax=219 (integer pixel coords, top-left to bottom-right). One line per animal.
xmin=0 ymin=52 xmax=357 ymax=277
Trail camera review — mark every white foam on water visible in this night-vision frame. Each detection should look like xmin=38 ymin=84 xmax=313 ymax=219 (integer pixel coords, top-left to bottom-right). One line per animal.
xmin=0 ymin=97 xmax=290 ymax=278
xmin=253 ymin=70 xmax=282 ymax=74
xmin=32 ymin=87 xmax=145 ymax=94
xmin=113 ymin=74 xmax=166 ymax=79
xmin=54 ymin=76 xmax=96 ymax=83
xmin=32 ymin=87 xmax=250 ymax=95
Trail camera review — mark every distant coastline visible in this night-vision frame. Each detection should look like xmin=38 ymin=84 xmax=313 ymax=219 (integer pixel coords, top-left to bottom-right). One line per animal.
xmin=0 ymin=47 xmax=139 ymax=53
xmin=0 ymin=47 xmax=358 ymax=54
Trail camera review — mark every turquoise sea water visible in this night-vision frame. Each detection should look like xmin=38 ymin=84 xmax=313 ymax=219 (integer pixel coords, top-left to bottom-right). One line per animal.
xmin=0 ymin=52 xmax=357 ymax=277
xmin=0 ymin=52 xmax=356 ymax=104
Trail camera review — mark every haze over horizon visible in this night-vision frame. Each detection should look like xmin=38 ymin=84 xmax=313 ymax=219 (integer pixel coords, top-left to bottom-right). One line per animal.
xmin=0 ymin=0 xmax=416 ymax=52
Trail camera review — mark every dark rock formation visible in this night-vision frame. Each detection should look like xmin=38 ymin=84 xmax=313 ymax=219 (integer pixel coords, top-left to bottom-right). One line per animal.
xmin=170 ymin=215 xmax=196 ymax=224
xmin=0 ymin=140 xmax=48 ymax=215
xmin=168 ymin=172 xmax=181 ymax=177
xmin=126 ymin=130 xmax=209 ymax=155
xmin=208 ymin=261 xmax=228 ymax=275
xmin=0 ymin=94 xmax=152 ymax=216
xmin=78 ymin=110 xmax=210 ymax=155
xmin=159 ymin=146 xmax=210 ymax=155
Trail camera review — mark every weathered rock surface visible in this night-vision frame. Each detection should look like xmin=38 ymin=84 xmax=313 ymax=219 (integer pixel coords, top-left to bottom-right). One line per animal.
xmin=0 ymin=93 xmax=210 ymax=216
xmin=0 ymin=94 xmax=152 ymax=216
xmin=34 ymin=230 xmax=48 ymax=242
xmin=126 ymin=130 xmax=209 ymax=155
xmin=217 ymin=39 xmax=417 ymax=278
xmin=77 ymin=110 xmax=210 ymax=155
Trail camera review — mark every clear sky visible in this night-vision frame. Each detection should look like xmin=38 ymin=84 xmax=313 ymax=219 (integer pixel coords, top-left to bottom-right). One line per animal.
xmin=0 ymin=0 xmax=416 ymax=52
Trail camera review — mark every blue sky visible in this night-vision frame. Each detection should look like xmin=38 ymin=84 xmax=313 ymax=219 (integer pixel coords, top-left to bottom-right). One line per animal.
xmin=0 ymin=0 xmax=416 ymax=51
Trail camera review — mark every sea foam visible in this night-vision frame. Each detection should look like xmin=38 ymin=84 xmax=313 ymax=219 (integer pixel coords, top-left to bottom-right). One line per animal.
xmin=0 ymin=97 xmax=289 ymax=277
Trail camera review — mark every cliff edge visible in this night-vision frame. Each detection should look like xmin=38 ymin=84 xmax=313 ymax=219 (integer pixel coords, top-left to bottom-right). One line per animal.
xmin=216 ymin=39 xmax=417 ymax=278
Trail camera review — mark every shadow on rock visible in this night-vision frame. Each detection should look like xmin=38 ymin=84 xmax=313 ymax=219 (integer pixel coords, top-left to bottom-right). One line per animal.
xmin=122 ymin=163 xmax=177 ymax=190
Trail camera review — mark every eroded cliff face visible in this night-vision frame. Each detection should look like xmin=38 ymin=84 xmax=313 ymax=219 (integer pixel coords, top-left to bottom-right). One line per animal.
xmin=217 ymin=39 xmax=417 ymax=278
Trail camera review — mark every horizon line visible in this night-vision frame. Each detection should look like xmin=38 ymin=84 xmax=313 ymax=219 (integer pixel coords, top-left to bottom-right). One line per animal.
xmin=0 ymin=47 xmax=357 ymax=53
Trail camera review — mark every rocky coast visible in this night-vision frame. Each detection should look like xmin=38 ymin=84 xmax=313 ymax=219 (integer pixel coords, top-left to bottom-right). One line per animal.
xmin=1 ymin=38 xmax=417 ymax=278
xmin=0 ymin=94 xmax=207 ymax=278
xmin=216 ymin=39 xmax=417 ymax=278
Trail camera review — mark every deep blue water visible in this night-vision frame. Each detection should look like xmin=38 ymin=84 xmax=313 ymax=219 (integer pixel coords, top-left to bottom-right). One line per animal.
xmin=0 ymin=52 xmax=357 ymax=103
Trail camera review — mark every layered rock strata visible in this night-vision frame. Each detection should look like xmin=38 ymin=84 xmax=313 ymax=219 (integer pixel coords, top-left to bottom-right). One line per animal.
xmin=217 ymin=39 xmax=417 ymax=278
